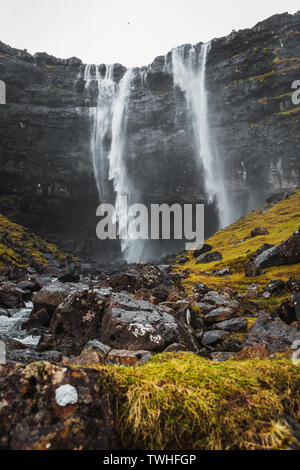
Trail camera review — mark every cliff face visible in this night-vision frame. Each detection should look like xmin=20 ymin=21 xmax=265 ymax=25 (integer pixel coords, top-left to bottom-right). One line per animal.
xmin=0 ymin=12 xmax=300 ymax=262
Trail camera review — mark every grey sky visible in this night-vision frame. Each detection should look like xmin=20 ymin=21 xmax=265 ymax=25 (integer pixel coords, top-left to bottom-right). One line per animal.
xmin=0 ymin=0 xmax=299 ymax=67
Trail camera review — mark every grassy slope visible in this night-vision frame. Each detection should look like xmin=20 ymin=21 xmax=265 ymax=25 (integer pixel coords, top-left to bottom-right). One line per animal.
xmin=78 ymin=353 xmax=300 ymax=450
xmin=172 ymin=189 xmax=300 ymax=311
xmin=0 ymin=213 xmax=78 ymax=271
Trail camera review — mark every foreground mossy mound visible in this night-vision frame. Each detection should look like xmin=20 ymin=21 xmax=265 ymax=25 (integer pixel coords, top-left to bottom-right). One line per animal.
xmin=96 ymin=353 xmax=300 ymax=450
xmin=0 ymin=213 xmax=78 ymax=271
xmin=173 ymin=189 xmax=300 ymax=311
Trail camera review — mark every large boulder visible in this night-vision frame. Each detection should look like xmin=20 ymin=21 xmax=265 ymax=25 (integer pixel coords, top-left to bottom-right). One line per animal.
xmin=242 ymin=314 xmax=300 ymax=353
xmin=99 ymin=292 xmax=182 ymax=352
xmin=0 ymin=282 xmax=25 ymax=309
xmin=29 ymin=281 xmax=88 ymax=328
xmin=245 ymin=228 xmax=300 ymax=277
xmin=37 ymin=290 xmax=106 ymax=355
xmin=0 ymin=362 xmax=116 ymax=450
xmin=196 ymin=251 xmax=222 ymax=264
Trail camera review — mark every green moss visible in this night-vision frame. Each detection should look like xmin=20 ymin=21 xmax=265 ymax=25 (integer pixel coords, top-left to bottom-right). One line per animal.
xmin=95 ymin=353 xmax=300 ymax=450
xmin=0 ymin=213 xmax=79 ymax=271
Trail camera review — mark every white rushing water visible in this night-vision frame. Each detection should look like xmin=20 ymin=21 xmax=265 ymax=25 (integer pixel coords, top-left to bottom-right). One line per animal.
xmin=172 ymin=43 xmax=231 ymax=228
xmin=0 ymin=302 xmax=40 ymax=348
xmin=84 ymin=64 xmax=134 ymax=259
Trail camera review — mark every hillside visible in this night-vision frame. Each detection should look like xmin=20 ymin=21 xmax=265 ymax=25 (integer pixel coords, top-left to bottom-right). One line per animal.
xmin=172 ymin=189 xmax=300 ymax=311
xmin=0 ymin=213 xmax=78 ymax=273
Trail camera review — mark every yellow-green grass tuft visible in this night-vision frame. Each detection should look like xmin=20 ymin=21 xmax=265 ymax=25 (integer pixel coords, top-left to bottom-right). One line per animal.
xmin=95 ymin=353 xmax=300 ymax=450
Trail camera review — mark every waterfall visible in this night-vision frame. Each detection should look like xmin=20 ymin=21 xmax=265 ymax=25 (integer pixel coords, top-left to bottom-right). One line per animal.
xmin=172 ymin=43 xmax=231 ymax=228
xmin=107 ymin=68 xmax=134 ymax=255
xmin=84 ymin=64 xmax=134 ymax=259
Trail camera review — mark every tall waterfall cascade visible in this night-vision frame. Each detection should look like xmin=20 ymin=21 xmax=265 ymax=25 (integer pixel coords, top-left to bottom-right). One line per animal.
xmin=172 ymin=43 xmax=232 ymax=229
xmin=84 ymin=64 xmax=134 ymax=258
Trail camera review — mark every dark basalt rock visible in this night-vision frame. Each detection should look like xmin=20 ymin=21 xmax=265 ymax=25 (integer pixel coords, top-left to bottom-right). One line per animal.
xmin=245 ymin=227 xmax=300 ymax=277
xmin=242 ymin=313 xmax=300 ymax=353
xmin=286 ymin=277 xmax=300 ymax=293
xmin=0 ymin=361 xmax=116 ymax=450
xmin=99 ymin=292 xmax=181 ymax=352
xmin=196 ymin=251 xmax=222 ymax=264
xmin=278 ymin=297 xmax=298 ymax=325
xmin=192 ymin=244 xmax=212 ymax=258
xmin=37 ymin=290 xmax=106 ymax=355
xmin=263 ymin=279 xmax=286 ymax=296
xmin=204 ymin=307 xmax=235 ymax=325
xmin=200 ymin=330 xmax=229 ymax=347
xmin=0 ymin=282 xmax=25 ymax=309
xmin=192 ymin=282 xmax=210 ymax=296
xmin=216 ymin=318 xmax=247 ymax=332
xmin=250 ymin=227 xmax=269 ymax=238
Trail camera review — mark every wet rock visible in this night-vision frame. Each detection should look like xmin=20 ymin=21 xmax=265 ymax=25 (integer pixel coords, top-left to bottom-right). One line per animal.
xmin=192 ymin=283 xmax=210 ymax=296
xmin=193 ymin=302 xmax=216 ymax=315
xmin=57 ymin=264 xmax=80 ymax=283
xmin=245 ymin=228 xmax=300 ymax=277
xmin=32 ymin=281 xmax=87 ymax=315
xmin=294 ymin=293 xmax=300 ymax=321
xmin=196 ymin=251 xmax=222 ymax=264
xmin=200 ymin=330 xmax=229 ymax=347
xmin=0 ymin=283 xmax=25 ymax=309
xmin=211 ymin=352 xmax=235 ymax=362
xmin=0 ymin=333 xmax=28 ymax=352
xmin=65 ymin=350 xmax=102 ymax=366
xmin=278 ymin=298 xmax=298 ymax=325
xmin=202 ymin=291 xmax=239 ymax=310
xmin=0 ymin=361 xmax=116 ymax=449
xmin=7 ymin=349 xmax=63 ymax=364
xmin=204 ymin=307 xmax=235 ymax=325
xmin=216 ymin=318 xmax=247 ymax=332
xmin=0 ymin=308 xmax=10 ymax=317
xmin=100 ymin=292 xmax=181 ymax=352
xmin=37 ymin=290 xmax=106 ymax=355
xmin=192 ymin=244 xmax=212 ymax=258
xmin=250 ymin=227 xmax=269 ymax=237
xmin=263 ymin=279 xmax=285 ymax=297
xmin=107 ymin=349 xmax=152 ymax=366
xmin=242 ymin=314 xmax=300 ymax=353
xmin=163 ymin=343 xmax=188 ymax=353
xmin=83 ymin=339 xmax=111 ymax=355
xmin=247 ymin=283 xmax=260 ymax=299
xmin=17 ymin=280 xmax=38 ymax=292
xmin=22 ymin=308 xmax=51 ymax=330
xmin=213 ymin=268 xmax=232 ymax=276
xmin=286 ymin=277 xmax=300 ymax=294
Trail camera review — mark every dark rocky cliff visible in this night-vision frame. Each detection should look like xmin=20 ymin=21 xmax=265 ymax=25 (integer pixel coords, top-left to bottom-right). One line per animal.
xmin=0 ymin=11 xmax=299 ymax=262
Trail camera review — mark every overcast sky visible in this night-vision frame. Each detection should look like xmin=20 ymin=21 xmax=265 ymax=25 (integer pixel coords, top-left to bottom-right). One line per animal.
xmin=0 ymin=0 xmax=299 ymax=67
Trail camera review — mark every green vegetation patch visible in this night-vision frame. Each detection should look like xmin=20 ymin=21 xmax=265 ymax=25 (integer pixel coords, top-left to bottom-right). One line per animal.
xmin=98 ymin=353 xmax=300 ymax=450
